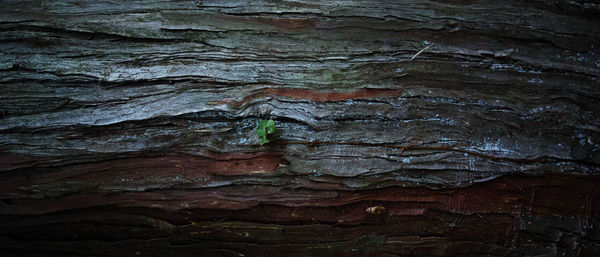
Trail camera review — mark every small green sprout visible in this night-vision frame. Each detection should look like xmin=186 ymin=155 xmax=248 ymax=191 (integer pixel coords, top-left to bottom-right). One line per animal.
xmin=256 ymin=119 xmax=276 ymax=145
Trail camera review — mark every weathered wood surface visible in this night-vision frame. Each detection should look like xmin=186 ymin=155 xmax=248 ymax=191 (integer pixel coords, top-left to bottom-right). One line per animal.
xmin=1 ymin=0 xmax=599 ymax=256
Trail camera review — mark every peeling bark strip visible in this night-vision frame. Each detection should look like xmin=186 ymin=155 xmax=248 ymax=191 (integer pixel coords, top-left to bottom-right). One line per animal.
xmin=0 ymin=0 xmax=599 ymax=256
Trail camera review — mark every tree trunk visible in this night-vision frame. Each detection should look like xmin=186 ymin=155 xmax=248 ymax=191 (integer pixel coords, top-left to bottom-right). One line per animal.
xmin=1 ymin=1 xmax=599 ymax=256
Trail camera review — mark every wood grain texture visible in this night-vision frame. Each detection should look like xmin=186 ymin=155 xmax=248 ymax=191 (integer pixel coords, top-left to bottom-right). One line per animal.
xmin=0 ymin=0 xmax=599 ymax=256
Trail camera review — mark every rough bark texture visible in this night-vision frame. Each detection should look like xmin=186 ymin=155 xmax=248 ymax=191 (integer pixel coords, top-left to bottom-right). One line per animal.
xmin=1 ymin=0 xmax=600 ymax=256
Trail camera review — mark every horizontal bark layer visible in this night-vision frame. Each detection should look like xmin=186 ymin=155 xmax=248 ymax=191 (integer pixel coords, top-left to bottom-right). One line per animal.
xmin=1 ymin=0 xmax=600 ymax=256
xmin=1 ymin=174 xmax=600 ymax=256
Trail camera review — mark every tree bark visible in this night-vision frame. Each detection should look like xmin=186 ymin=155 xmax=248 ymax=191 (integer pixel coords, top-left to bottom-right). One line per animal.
xmin=1 ymin=0 xmax=599 ymax=256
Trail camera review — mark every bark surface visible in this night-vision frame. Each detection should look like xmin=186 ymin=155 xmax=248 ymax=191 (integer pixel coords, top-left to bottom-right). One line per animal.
xmin=1 ymin=0 xmax=600 ymax=256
